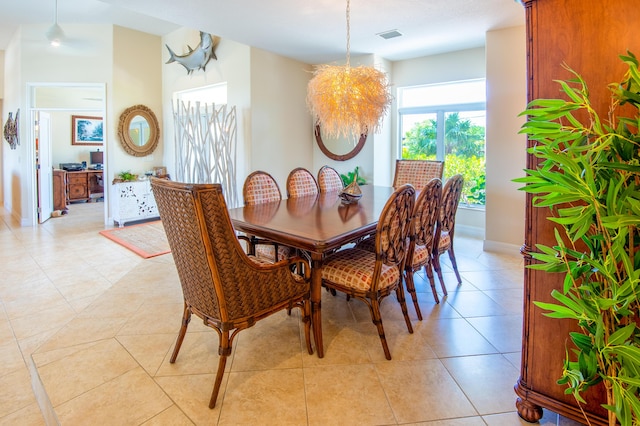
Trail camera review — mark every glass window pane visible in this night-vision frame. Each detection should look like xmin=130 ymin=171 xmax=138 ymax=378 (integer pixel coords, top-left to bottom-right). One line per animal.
xmin=400 ymin=113 xmax=438 ymax=160
xmin=399 ymin=79 xmax=485 ymax=108
xmin=398 ymin=79 xmax=486 ymax=206
xmin=444 ymin=110 xmax=485 ymax=206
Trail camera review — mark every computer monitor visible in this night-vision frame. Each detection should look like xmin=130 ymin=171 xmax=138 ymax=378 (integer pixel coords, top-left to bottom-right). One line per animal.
xmin=89 ymin=150 xmax=103 ymax=169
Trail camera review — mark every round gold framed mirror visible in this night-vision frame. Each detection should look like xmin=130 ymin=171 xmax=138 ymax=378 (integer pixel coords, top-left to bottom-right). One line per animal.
xmin=314 ymin=124 xmax=367 ymax=161
xmin=117 ymin=104 xmax=160 ymax=157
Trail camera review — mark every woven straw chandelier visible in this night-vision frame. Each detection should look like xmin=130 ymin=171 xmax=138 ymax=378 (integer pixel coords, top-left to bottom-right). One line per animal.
xmin=307 ymin=0 xmax=392 ymax=140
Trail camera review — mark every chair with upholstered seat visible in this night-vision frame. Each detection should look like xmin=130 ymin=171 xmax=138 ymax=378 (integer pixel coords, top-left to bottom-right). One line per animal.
xmin=286 ymin=167 xmax=319 ymax=198
xmin=150 ymin=178 xmax=312 ymax=409
xmin=356 ymin=179 xmax=444 ymax=312
xmin=242 ymin=170 xmax=293 ymax=262
xmin=392 ymin=159 xmax=444 ymax=189
xmin=317 ymin=165 xmax=344 ymax=193
xmin=321 ymin=184 xmax=416 ymax=360
xmin=404 ymin=178 xmax=443 ymax=315
xmin=433 ymin=174 xmax=464 ymax=289
xmin=243 ymin=170 xmax=283 ymax=205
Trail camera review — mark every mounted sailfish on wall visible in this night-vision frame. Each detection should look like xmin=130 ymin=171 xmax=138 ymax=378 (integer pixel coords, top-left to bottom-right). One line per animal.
xmin=165 ymin=32 xmax=220 ymax=74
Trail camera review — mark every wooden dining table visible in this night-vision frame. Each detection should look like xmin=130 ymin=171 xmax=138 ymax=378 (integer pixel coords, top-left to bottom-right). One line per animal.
xmin=228 ymin=184 xmax=396 ymax=357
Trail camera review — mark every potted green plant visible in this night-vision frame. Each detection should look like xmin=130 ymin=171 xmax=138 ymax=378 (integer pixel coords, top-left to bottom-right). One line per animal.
xmin=340 ymin=166 xmax=367 ymax=187
xmin=514 ymin=53 xmax=640 ymax=425
xmin=113 ymin=170 xmax=138 ymax=184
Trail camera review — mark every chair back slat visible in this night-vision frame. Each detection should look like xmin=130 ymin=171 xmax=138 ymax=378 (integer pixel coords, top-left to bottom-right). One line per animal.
xmin=375 ymin=184 xmax=416 ymax=267
xmin=412 ymin=178 xmax=443 ymax=249
xmin=440 ymin=174 xmax=464 ymax=235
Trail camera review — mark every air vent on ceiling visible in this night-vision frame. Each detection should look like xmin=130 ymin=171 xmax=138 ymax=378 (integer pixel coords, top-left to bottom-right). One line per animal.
xmin=377 ymin=30 xmax=403 ymax=40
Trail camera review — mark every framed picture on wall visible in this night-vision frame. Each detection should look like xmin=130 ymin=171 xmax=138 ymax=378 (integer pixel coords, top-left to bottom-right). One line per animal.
xmin=71 ymin=115 xmax=104 ymax=145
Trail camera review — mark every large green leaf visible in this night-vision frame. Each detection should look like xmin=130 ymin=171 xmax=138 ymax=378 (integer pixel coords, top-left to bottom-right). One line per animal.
xmin=534 ymin=301 xmax=580 ymax=319
xmin=609 ymin=325 xmax=637 ymax=346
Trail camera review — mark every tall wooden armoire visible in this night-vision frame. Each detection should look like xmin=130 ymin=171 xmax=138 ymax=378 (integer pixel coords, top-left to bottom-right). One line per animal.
xmin=515 ymin=1 xmax=640 ymax=424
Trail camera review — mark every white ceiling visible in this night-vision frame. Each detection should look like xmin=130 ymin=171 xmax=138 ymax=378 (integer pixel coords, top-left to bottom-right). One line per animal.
xmin=0 ymin=0 xmax=525 ymax=64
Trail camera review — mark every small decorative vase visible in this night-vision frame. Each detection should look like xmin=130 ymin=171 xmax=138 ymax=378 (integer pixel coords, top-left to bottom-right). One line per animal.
xmin=339 ymin=180 xmax=362 ymax=204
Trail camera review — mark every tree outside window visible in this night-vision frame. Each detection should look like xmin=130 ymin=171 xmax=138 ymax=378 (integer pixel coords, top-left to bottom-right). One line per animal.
xmin=398 ymin=80 xmax=486 ymax=206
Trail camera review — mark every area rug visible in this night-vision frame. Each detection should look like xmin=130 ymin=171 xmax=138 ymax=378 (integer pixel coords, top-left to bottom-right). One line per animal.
xmin=99 ymin=221 xmax=171 ymax=259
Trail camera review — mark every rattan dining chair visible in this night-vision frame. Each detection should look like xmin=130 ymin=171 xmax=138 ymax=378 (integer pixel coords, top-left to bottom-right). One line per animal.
xmin=243 ymin=170 xmax=283 ymax=205
xmin=150 ymin=178 xmax=313 ymax=409
xmin=392 ymin=159 xmax=444 ymax=189
xmin=286 ymin=167 xmax=319 ymax=198
xmin=321 ymin=184 xmax=416 ymax=360
xmin=317 ymin=165 xmax=344 ymax=193
xmin=404 ymin=178 xmax=443 ymax=315
xmin=433 ymin=174 xmax=464 ymax=288
xmin=242 ymin=170 xmax=293 ymax=262
xmin=356 ymin=179 xmax=444 ymax=313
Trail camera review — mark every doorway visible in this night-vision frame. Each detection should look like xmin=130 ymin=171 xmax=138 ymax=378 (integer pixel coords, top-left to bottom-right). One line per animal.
xmin=28 ymin=83 xmax=107 ymax=226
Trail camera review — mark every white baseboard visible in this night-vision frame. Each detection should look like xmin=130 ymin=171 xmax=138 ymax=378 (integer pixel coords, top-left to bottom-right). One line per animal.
xmin=483 ymin=239 xmax=522 ymax=255
xmin=456 ymin=224 xmax=485 ymax=239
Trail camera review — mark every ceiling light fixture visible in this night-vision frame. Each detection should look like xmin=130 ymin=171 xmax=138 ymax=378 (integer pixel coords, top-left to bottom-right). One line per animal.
xmin=45 ymin=0 xmax=65 ymax=47
xmin=306 ymin=0 xmax=392 ymax=140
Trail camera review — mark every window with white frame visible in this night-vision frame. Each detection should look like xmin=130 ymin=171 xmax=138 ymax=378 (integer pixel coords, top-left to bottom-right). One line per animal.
xmin=398 ymin=79 xmax=486 ymax=206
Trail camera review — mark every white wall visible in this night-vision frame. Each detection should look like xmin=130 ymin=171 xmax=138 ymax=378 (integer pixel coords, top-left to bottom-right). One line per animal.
xmin=0 ymin=50 xmax=6 ymax=206
xmin=2 ymin=29 xmax=24 ymax=222
xmin=2 ymin=24 xmax=113 ymax=224
xmin=0 ymin=99 xmax=3 ymax=208
xmin=161 ymin=28 xmax=252 ymax=205
xmin=161 ymin=29 xmax=313 ymax=205
xmin=391 ymin=47 xmax=487 ymax=236
xmin=485 ymin=26 xmax=527 ymax=252
xmin=249 ymin=48 xmax=314 ymax=192
xmin=50 ymin=110 xmax=103 ymax=167
xmin=1 ymin=23 xmax=167 ymax=225
xmin=386 ymin=33 xmax=527 ymax=250
xmin=112 ymin=26 xmax=163 ymax=183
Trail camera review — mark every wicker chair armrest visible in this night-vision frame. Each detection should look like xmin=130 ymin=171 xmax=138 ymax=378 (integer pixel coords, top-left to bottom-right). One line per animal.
xmin=237 ymin=234 xmax=251 ymax=244
xmin=237 ymin=235 xmax=286 ymax=258
xmin=245 ymin=253 xmax=311 ymax=282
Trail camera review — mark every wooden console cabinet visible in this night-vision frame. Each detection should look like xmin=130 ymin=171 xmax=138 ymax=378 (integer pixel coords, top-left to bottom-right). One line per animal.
xmin=52 ymin=169 xmax=68 ymax=212
xmin=66 ymin=170 xmax=103 ymax=203
xmin=515 ymin=1 xmax=640 ymax=424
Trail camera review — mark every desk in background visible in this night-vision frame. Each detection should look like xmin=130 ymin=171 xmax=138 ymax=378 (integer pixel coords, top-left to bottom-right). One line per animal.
xmin=65 ymin=169 xmax=103 ymax=203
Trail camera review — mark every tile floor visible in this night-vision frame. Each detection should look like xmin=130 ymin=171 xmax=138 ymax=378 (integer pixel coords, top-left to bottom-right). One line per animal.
xmin=0 ymin=202 xmax=583 ymax=425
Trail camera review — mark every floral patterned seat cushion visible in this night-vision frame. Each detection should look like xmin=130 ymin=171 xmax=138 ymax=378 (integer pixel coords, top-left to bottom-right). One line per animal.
xmin=437 ymin=230 xmax=451 ymax=253
xmin=321 ymin=248 xmax=401 ymax=292
xmin=410 ymin=243 xmax=430 ymax=268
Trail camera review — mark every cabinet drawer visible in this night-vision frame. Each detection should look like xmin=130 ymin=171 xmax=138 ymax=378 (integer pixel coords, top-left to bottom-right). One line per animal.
xmin=69 ymin=184 xmax=88 ymax=199
xmin=68 ymin=175 xmax=86 ymax=185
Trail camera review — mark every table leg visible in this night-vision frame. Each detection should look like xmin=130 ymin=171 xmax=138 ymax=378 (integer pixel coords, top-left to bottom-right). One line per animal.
xmin=310 ymin=252 xmax=324 ymax=358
